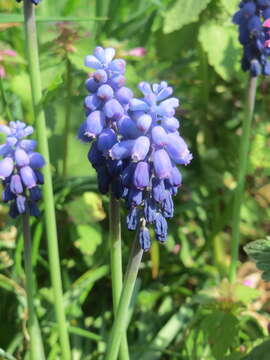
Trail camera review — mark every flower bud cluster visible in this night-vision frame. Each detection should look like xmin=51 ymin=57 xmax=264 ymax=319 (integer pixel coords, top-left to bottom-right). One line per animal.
xmin=233 ymin=0 xmax=270 ymax=76
xmin=110 ymin=82 xmax=192 ymax=250
xmin=78 ymin=46 xmax=133 ymax=198
xmin=0 ymin=121 xmax=45 ymax=218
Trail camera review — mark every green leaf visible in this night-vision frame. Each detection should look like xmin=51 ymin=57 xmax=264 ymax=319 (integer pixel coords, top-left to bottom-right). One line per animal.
xmin=9 ymin=73 xmax=32 ymax=108
xmin=199 ymin=22 xmax=241 ymax=81
xmin=243 ymin=340 xmax=270 ymax=360
xmin=244 ymin=238 xmax=270 ymax=282
xmin=163 ymin=0 xmax=211 ymax=34
xmin=66 ymin=193 xmax=105 ymax=225
xmin=139 ymin=303 xmax=194 ymax=360
xmin=0 ymin=348 xmax=16 ymax=360
xmin=74 ymin=224 xmax=102 ymax=256
xmin=220 ymin=0 xmax=239 ymax=14
xmin=201 ymin=310 xmax=239 ymax=358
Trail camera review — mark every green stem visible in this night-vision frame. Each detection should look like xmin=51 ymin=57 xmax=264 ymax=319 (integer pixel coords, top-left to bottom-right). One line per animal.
xmin=23 ymin=1 xmax=71 ymax=359
xmin=229 ymin=76 xmax=258 ymax=283
xmin=105 ymin=233 xmax=143 ymax=360
xmin=22 ymin=213 xmax=46 ymax=360
xmin=62 ymin=58 xmax=72 ymax=178
xmin=0 ymin=77 xmax=13 ymax=122
xmin=109 ymin=191 xmax=130 ymax=360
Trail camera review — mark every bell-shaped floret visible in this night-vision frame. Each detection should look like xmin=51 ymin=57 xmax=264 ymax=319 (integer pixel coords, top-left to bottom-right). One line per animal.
xmin=85 ymin=111 xmax=105 ymax=138
xmin=0 ymin=157 xmax=14 ymax=180
xmin=151 ymin=126 xmax=168 ymax=147
xmin=139 ymin=227 xmax=151 ymax=251
xmin=20 ymin=166 xmax=37 ymax=189
xmin=10 ymin=174 xmax=23 ymax=194
xmin=133 ymin=161 xmax=149 ymax=189
xmin=29 ymin=152 xmax=45 ymax=169
xmin=131 ymin=136 xmax=150 ymax=161
xmin=97 ymin=129 xmax=117 ymax=154
xmin=166 ymin=133 xmax=192 ymax=165
xmin=110 ymin=140 xmax=135 ymax=160
xmin=104 ymin=99 xmax=124 ymax=120
xmin=153 ymin=149 xmax=172 ymax=179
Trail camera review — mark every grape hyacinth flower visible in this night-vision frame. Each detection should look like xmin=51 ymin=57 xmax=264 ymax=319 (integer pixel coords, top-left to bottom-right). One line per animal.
xmin=110 ymin=81 xmax=192 ymax=250
xmin=78 ymin=46 xmax=133 ymax=198
xmin=0 ymin=121 xmax=45 ymax=218
xmin=233 ymin=0 xmax=270 ymax=76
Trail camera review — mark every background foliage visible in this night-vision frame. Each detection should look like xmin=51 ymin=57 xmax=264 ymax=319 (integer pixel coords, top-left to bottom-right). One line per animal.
xmin=0 ymin=0 xmax=270 ymax=359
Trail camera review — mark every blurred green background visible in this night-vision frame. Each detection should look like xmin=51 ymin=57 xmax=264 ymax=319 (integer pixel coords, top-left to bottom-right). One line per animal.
xmin=0 ymin=0 xmax=270 ymax=359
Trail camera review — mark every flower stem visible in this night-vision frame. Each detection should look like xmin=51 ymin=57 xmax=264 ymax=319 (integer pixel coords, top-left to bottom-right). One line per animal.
xmin=0 ymin=77 xmax=13 ymax=122
xmin=105 ymin=232 xmax=143 ymax=360
xmin=109 ymin=191 xmax=130 ymax=360
xmin=23 ymin=1 xmax=71 ymax=359
xmin=62 ymin=58 xmax=72 ymax=178
xmin=229 ymin=76 xmax=258 ymax=283
xmin=22 ymin=213 xmax=45 ymax=360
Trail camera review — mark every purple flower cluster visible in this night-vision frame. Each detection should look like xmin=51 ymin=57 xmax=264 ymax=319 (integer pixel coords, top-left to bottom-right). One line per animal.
xmin=0 ymin=121 xmax=45 ymax=218
xmin=110 ymin=82 xmax=192 ymax=250
xmin=78 ymin=46 xmax=133 ymax=198
xmin=233 ymin=0 xmax=270 ymax=76
xmin=78 ymin=46 xmax=192 ymax=251
xmin=16 ymin=0 xmax=41 ymax=4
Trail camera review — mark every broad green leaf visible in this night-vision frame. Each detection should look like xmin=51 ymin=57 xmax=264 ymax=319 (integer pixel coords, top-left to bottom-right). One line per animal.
xmin=244 ymin=238 xmax=270 ymax=282
xmin=201 ymin=310 xmax=239 ymax=358
xmin=163 ymin=0 xmax=211 ymax=34
xmin=243 ymin=340 xmax=270 ymax=360
xmin=199 ymin=22 xmax=241 ymax=81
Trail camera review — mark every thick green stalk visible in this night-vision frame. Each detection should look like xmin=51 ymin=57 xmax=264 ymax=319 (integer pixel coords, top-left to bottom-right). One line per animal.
xmin=109 ymin=191 xmax=130 ymax=360
xmin=22 ymin=213 xmax=45 ymax=360
xmin=62 ymin=58 xmax=72 ymax=178
xmin=105 ymin=233 xmax=143 ymax=360
xmin=23 ymin=1 xmax=71 ymax=359
xmin=229 ymin=76 xmax=258 ymax=283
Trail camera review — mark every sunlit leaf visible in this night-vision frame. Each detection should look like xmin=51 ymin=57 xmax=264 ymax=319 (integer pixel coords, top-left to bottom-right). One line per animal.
xmin=163 ymin=0 xmax=211 ymax=34
xmin=199 ymin=22 xmax=241 ymax=81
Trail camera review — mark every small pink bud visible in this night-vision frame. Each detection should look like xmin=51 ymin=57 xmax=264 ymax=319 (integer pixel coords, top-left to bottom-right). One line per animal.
xmin=128 ymin=47 xmax=146 ymax=57
xmin=265 ymin=40 xmax=270 ymax=48
xmin=3 ymin=49 xmax=16 ymax=57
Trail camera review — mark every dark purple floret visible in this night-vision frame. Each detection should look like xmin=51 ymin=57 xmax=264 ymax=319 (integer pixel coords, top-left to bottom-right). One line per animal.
xmin=0 ymin=121 xmax=45 ymax=218
xmin=233 ymin=0 xmax=270 ymax=76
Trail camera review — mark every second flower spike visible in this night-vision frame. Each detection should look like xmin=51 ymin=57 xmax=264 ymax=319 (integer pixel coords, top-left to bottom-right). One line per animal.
xmin=0 ymin=121 xmax=45 ymax=218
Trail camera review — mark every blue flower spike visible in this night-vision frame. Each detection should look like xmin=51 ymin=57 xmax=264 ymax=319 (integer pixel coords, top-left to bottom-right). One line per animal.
xmin=233 ymin=0 xmax=270 ymax=76
xmin=78 ymin=46 xmax=192 ymax=250
xmin=0 ymin=121 xmax=45 ymax=218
